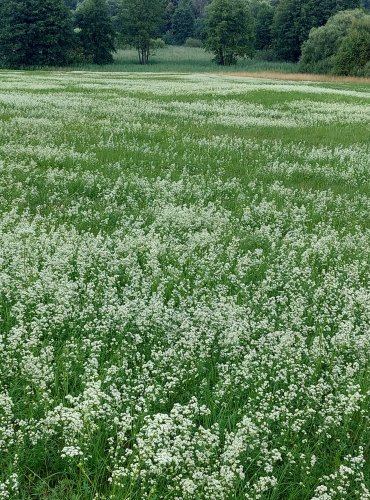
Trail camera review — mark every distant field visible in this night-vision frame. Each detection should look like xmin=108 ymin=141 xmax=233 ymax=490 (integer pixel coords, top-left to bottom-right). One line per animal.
xmin=69 ymin=45 xmax=301 ymax=74
xmin=0 ymin=71 xmax=369 ymax=499
xmin=26 ymin=46 xmax=370 ymax=82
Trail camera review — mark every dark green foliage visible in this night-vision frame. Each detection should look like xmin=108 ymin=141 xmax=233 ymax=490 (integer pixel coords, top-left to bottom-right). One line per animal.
xmin=272 ymin=0 xmax=361 ymax=61
xmin=0 ymin=0 xmax=75 ymax=68
xmin=272 ymin=0 xmax=303 ymax=61
xmin=162 ymin=1 xmax=176 ymax=43
xmin=193 ymin=14 xmax=206 ymax=40
xmin=65 ymin=0 xmax=78 ymax=8
xmin=75 ymin=0 xmax=115 ymax=64
xmin=333 ymin=16 xmax=370 ymax=74
xmin=336 ymin=0 xmax=361 ymax=8
xmin=250 ymin=0 xmax=274 ymax=52
xmin=300 ymin=9 xmax=368 ymax=74
xmin=204 ymin=0 xmax=254 ymax=65
xmin=300 ymin=9 xmax=361 ymax=72
xmin=119 ymin=0 xmax=166 ymax=64
xmin=172 ymin=0 xmax=195 ymax=45
xmin=192 ymin=0 xmax=208 ymax=16
xmin=0 ymin=0 xmax=367 ymax=71
xmin=184 ymin=37 xmax=203 ymax=47
xmin=106 ymin=0 xmax=120 ymax=16
xmin=300 ymin=0 xmax=360 ymax=37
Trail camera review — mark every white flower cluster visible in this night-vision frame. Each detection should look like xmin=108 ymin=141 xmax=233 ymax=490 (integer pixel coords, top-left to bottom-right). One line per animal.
xmin=0 ymin=70 xmax=369 ymax=498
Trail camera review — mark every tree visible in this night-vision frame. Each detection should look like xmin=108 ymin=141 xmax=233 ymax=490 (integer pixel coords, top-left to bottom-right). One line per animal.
xmin=300 ymin=0 xmax=360 ymax=41
xmin=120 ymin=0 xmax=166 ymax=64
xmin=336 ymin=0 xmax=361 ymax=8
xmin=65 ymin=0 xmax=79 ymax=8
xmin=271 ymin=0 xmax=304 ymax=61
xmin=272 ymin=0 xmax=360 ymax=61
xmin=204 ymin=0 xmax=254 ymax=65
xmin=106 ymin=0 xmax=121 ymax=16
xmin=192 ymin=0 xmax=208 ymax=17
xmin=0 ymin=0 xmax=75 ymax=68
xmin=75 ymin=0 xmax=115 ymax=64
xmin=172 ymin=0 xmax=195 ymax=44
xmin=300 ymin=9 xmax=366 ymax=73
xmin=249 ymin=0 xmax=274 ymax=52
xmin=333 ymin=15 xmax=370 ymax=74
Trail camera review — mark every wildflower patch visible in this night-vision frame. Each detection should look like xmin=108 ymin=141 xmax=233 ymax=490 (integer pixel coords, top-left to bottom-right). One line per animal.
xmin=0 ymin=71 xmax=369 ymax=499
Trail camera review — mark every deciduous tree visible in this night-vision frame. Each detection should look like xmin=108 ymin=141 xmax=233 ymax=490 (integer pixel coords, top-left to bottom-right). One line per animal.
xmin=300 ymin=9 xmax=367 ymax=73
xmin=272 ymin=0 xmax=360 ymax=61
xmin=271 ymin=0 xmax=304 ymax=61
xmin=249 ymin=0 xmax=274 ymax=52
xmin=75 ymin=0 xmax=115 ymax=64
xmin=120 ymin=0 xmax=166 ymax=64
xmin=333 ymin=15 xmax=370 ymax=74
xmin=204 ymin=0 xmax=254 ymax=65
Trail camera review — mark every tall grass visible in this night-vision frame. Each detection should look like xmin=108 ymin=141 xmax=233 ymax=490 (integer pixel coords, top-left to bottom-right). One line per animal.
xmin=28 ymin=45 xmax=300 ymax=74
xmin=0 ymin=70 xmax=369 ymax=499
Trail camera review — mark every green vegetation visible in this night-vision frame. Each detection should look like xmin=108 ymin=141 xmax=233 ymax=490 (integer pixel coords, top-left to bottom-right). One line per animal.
xmin=0 ymin=0 xmax=369 ymax=73
xmin=119 ymin=0 xmax=167 ymax=64
xmin=0 ymin=0 xmax=74 ymax=67
xmin=203 ymin=0 xmax=254 ymax=65
xmin=0 ymin=69 xmax=369 ymax=499
xmin=171 ymin=0 xmax=195 ymax=45
xmin=73 ymin=45 xmax=300 ymax=73
xmin=272 ymin=0 xmax=361 ymax=62
xmin=75 ymin=0 xmax=115 ymax=64
xmin=301 ymin=8 xmax=370 ymax=75
xmin=333 ymin=13 xmax=370 ymax=74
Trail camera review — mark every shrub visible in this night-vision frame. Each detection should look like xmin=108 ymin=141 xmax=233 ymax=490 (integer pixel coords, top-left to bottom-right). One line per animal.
xmin=151 ymin=38 xmax=166 ymax=50
xmin=333 ymin=17 xmax=370 ymax=74
xmin=184 ymin=37 xmax=203 ymax=48
xmin=300 ymin=9 xmax=368 ymax=74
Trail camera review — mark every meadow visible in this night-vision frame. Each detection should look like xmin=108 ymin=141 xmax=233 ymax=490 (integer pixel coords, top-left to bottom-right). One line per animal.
xmin=0 ymin=69 xmax=369 ymax=499
xmin=45 ymin=46 xmax=300 ymax=74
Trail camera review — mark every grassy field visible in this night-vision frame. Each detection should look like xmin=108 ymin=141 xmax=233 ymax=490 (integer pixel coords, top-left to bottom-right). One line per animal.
xmin=56 ymin=46 xmax=300 ymax=74
xmin=28 ymin=45 xmax=370 ymax=81
xmin=0 ymin=69 xmax=369 ymax=499
xmin=112 ymin=46 xmax=301 ymax=73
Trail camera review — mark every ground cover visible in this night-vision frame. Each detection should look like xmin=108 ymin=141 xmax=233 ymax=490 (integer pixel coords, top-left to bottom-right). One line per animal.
xmin=41 ymin=46 xmax=300 ymax=74
xmin=0 ymin=70 xmax=369 ymax=499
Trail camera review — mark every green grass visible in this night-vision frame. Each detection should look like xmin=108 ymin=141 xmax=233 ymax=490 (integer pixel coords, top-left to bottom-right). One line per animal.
xmin=27 ymin=45 xmax=300 ymax=74
xmin=0 ymin=70 xmax=369 ymax=499
xmin=110 ymin=46 xmax=300 ymax=73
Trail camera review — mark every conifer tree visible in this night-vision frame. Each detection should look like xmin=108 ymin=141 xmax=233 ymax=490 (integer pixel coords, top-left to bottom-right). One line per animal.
xmin=172 ymin=0 xmax=195 ymax=45
xmin=0 ymin=0 xmax=74 ymax=67
xmin=249 ymin=0 xmax=274 ymax=52
xmin=271 ymin=0 xmax=304 ymax=61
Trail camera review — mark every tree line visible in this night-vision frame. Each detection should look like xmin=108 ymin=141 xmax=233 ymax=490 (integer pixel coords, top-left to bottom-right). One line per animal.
xmin=0 ymin=0 xmax=369 ymax=75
